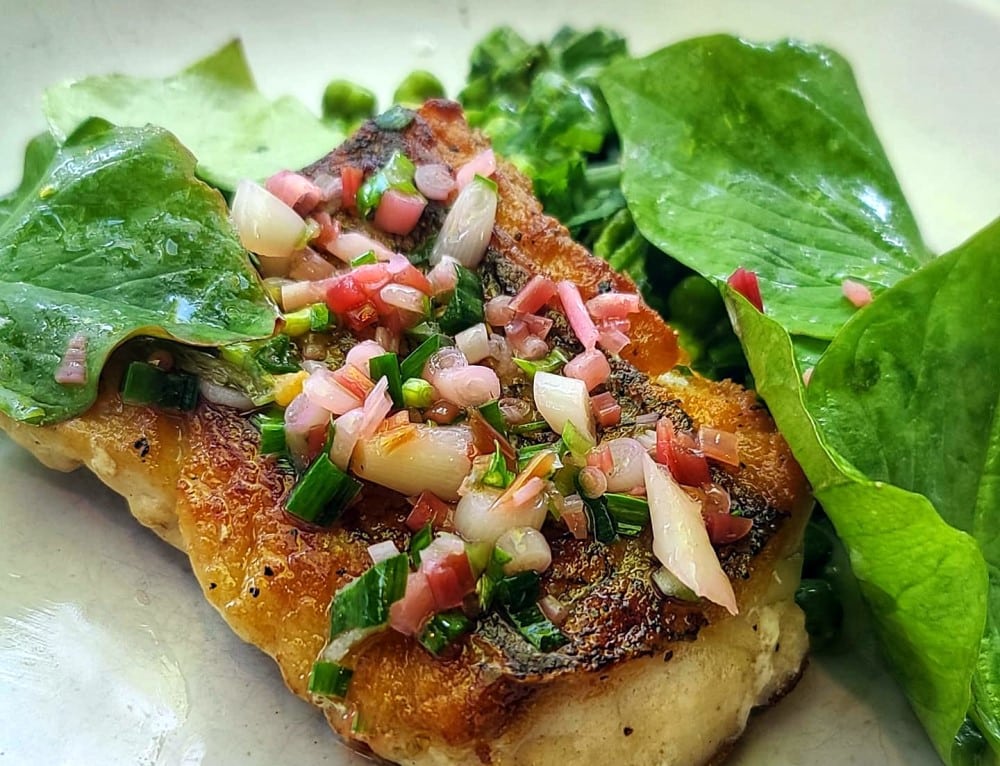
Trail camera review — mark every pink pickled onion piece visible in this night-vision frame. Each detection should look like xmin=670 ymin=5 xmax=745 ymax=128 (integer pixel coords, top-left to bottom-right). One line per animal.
xmin=842 ymin=279 xmax=873 ymax=308
xmin=426 ymin=255 xmax=459 ymax=296
xmin=55 ymin=333 xmax=88 ymax=386
xmin=698 ymin=426 xmax=740 ymax=467
xmin=454 ymin=323 xmax=491 ymax=365
xmin=284 ymin=392 xmax=332 ymax=464
xmin=492 ymin=476 xmax=546 ymax=516
xmin=281 ymin=279 xmax=334 ymax=312
xmin=563 ymin=349 xmax=611 ymax=392
xmin=520 ymin=313 xmax=553 ymax=340
xmin=538 ymin=595 xmax=568 ymax=626
xmin=561 ymin=495 xmax=589 ymax=539
xmin=727 ymin=267 xmax=764 ymax=312
xmin=310 ymin=171 xmax=343 ymax=208
xmin=586 ymin=291 xmax=641 ymax=320
xmin=303 ymin=368 xmax=363 ymax=415
xmin=389 ymin=571 xmax=437 ymax=636
xmin=590 ymin=391 xmax=622 ymax=428
xmin=288 ymin=248 xmax=336 ymax=281
xmin=387 ymin=254 xmax=433 ymax=294
xmin=310 ymin=211 xmax=340 ymax=250
xmin=265 ymin=170 xmax=322 ymax=215
xmin=358 ymin=377 xmax=393 ymax=440
xmin=329 ymin=230 xmax=396 ymax=263
xmin=586 ymin=443 xmax=614 ymax=473
xmin=434 ymin=365 xmax=501 ymax=407
xmin=510 ymin=275 xmax=557 ymax=315
xmin=455 ymin=148 xmax=496 ymax=190
xmin=596 ymin=322 xmax=630 ymax=355
xmin=557 ymin=280 xmax=599 ymax=350
xmin=642 ymin=453 xmax=738 ymax=615
xmin=485 ymin=295 xmax=515 ymax=327
xmin=414 ymin=163 xmax=456 ymax=201
xmin=345 ymin=340 xmax=387 ymax=376
xmin=374 ymin=189 xmax=427 ymax=236
xmin=380 ymin=283 xmax=427 ymax=314
xmin=330 ymin=407 xmax=364 ymax=470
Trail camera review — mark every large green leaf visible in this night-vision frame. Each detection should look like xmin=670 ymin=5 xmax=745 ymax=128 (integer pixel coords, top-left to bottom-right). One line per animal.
xmin=0 ymin=119 xmax=278 ymax=425
xmin=724 ymin=218 xmax=1000 ymax=764
xmin=0 ymin=132 xmax=57 ymax=228
xmin=601 ymin=36 xmax=932 ymax=364
xmin=43 ymin=40 xmax=342 ymax=191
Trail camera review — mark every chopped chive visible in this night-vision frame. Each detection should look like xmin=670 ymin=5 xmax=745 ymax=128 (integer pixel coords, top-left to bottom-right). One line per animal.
xmin=438 ymin=265 xmax=484 ymax=335
xmin=330 ymin=554 xmax=409 ymax=636
xmin=505 ymin=604 xmax=568 ymax=651
xmin=368 ymin=353 xmax=404 ymax=407
xmin=402 ymin=377 xmax=435 ymax=408
xmin=405 ymin=320 xmax=444 ymax=344
xmin=477 ymin=400 xmax=507 ymax=436
xmin=400 ymin=333 xmax=449 ymax=381
xmin=516 ymin=442 xmax=564 ymax=472
xmin=356 ymin=150 xmax=417 ymax=217
xmin=285 ymin=454 xmax=362 ymax=526
xmin=308 ymin=660 xmax=353 ymax=697
xmin=350 ymin=250 xmax=378 ymax=267
xmin=418 ymin=610 xmax=472 ymax=655
xmin=409 ymin=523 xmax=433 ymax=568
xmin=253 ymin=413 xmax=287 ymax=454
xmin=482 ymin=442 xmax=515 ymax=488
xmin=513 ymin=348 xmax=569 ymax=380
xmin=310 ymin=303 xmax=333 ymax=332
xmin=605 ymin=493 xmax=650 ymax=537
xmin=561 ymin=419 xmax=595 ymax=459
xmin=281 ymin=306 xmax=314 ymax=337
xmin=509 ymin=420 xmax=550 ymax=435
xmin=120 ymin=361 xmax=199 ymax=411
xmin=476 ymin=545 xmax=515 ymax=611
xmin=577 ymin=483 xmax=617 ymax=544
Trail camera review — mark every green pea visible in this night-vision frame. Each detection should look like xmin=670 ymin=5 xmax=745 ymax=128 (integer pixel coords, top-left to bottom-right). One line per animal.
xmin=795 ymin=578 xmax=844 ymax=650
xmin=393 ymin=70 xmax=446 ymax=106
xmin=667 ymin=274 xmax=724 ymax=335
xmin=322 ymin=80 xmax=377 ymax=124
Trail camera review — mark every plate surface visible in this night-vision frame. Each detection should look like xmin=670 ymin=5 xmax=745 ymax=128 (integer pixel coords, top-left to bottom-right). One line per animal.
xmin=2 ymin=1 xmax=998 ymax=764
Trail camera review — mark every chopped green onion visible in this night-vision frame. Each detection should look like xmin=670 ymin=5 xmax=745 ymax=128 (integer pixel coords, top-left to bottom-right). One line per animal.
xmin=330 ymin=554 xmax=409 ymax=636
xmin=368 ymin=353 xmax=404 ymax=408
xmin=561 ymin=419 xmax=595 ymax=459
xmin=495 ymin=571 xmax=540 ymax=613
xmin=400 ymin=333 xmax=449 ymax=381
xmin=308 ymin=660 xmax=353 ymax=697
xmin=577 ymin=484 xmax=617 ymax=544
xmin=356 ymin=150 xmax=418 ymax=218
xmin=477 ymin=400 xmax=507 ymax=436
xmin=253 ymin=412 xmax=287 ymax=455
xmin=509 ymin=420 xmax=550 ymax=435
xmin=418 ymin=610 xmax=472 ymax=655
xmin=482 ymin=442 xmax=515 ymax=489
xmin=605 ymin=493 xmax=650 ymax=537
xmin=506 ymin=604 xmax=568 ymax=651
xmin=253 ymin=334 xmax=301 ymax=374
xmin=438 ymin=265 xmax=484 ymax=335
xmin=401 ymin=377 xmax=435 ymax=408
xmin=516 ymin=442 xmax=564 ymax=472
xmin=405 ymin=320 xmax=443 ymax=344
xmin=409 ymin=523 xmax=433 ymax=568
xmin=513 ymin=348 xmax=569 ymax=380
xmin=476 ymin=545 xmax=515 ymax=611
xmin=283 ymin=303 xmax=333 ymax=337
xmin=285 ymin=454 xmax=362 ymax=526
xmin=310 ymin=303 xmax=333 ymax=333
xmin=120 ymin=361 xmax=199 ymax=411
xmin=350 ymin=250 xmax=378 ymax=267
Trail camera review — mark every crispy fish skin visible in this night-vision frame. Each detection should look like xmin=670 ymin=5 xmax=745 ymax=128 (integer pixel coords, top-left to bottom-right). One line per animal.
xmin=0 ymin=101 xmax=812 ymax=765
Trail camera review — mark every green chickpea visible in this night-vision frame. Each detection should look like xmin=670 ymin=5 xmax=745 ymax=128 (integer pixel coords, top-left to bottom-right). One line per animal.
xmin=393 ymin=70 xmax=446 ymax=106
xmin=322 ymin=80 xmax=377 ymax=124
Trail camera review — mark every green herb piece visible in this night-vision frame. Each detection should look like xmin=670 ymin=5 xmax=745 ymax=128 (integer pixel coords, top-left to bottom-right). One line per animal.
xmin=253 ymin=412 xmax=287 ymax=455
xmin=476 ymin=546 xmax=514 ymax=611
xmin=513 ymin=348 xmax=569 ymax=380
xmin=516 ymin=442 xmax=564 ymax=472
xmin=418 ymin=610 xmax=472 ymax=655
xmin=402 ymin=378 xmax=435 ymax=409
xmin=509 ymin=420 xmax=550 ymax=435
xmin=495 ymin=571 xmax=540 ymax=613
xmin=605 ymin=493 xmax=650 ymax=537
xmin=308 ymin=660 xmax=353 ymax=698
xmin=368 ymin=353 xmax=404 ymax=408
xmin=0 ymin=132 xmax=57 ymax=229
xmin=405 ymin=321 xmax=444 ymax=344
xmin=120 ymin=361 xmax=199 ymax=411
xmin=374 ymin=105 xmax=416 ymax=131
xmin=330 ymin=554 xmax=409 ymax=636
xmin=577 ymin=485 xmax=617 ymax=544
xmin=322 ymin=79 xmax=377 ymax=126
xmin=356 ymin=151 xmax=419 ymax=219
xmin=350 ymin=250 xmax=378 ymax=267
xmin=43 ymin=41 xmax=343 ymax=191
xmin=477 ymin=400 xmax=507 ymax=436
xmin=393 ymin=70 xmax=446 ymax=106
xmin=0 ymin=121 xmax=278 ymax=425
xmin=253 ymin=334 xmax=301 ymax=374
xmin=482 ymin=442 xmax=515 ymax=489
xmin=438 ymin=265 xmax=485 ymax=335
xmin=285 ymin=454 xmax=362 ymax=526
xmin=561 ymin=419 xmax=595 ymax=459
xmin=506 ymin=603 xmax=568 ymax=652
xmin=409 ymin=523 xmax=433 ymax=568
xmin=310 ymin=303 xmax=333 ymax=333
xmin=282 ymin=306 xmax=314 ymax=338
xmin=400 ymin=334 xmax=449 ymax=381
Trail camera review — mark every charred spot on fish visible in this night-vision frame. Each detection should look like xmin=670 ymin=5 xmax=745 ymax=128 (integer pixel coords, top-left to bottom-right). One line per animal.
xmin=663 ymin=650 xmax=674 ymax=662
xmin=132 ymin=436 xmax=150 ymax=459
xmin=248 ymin=585 xmax=260 ymax=598
xmin=264 ymin=565 xmax=274 ymax=577
xmin=623 ymin=727 xmax=634 ymax=737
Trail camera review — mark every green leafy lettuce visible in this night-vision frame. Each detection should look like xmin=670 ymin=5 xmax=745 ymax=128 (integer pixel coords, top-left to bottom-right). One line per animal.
xmin=600 ymin=32 xmax=1000 ymax=764
xmin=0 ymin=119 xmax=278 ymax=425
xmin=43 ymin=40 xmax=342 ymax=191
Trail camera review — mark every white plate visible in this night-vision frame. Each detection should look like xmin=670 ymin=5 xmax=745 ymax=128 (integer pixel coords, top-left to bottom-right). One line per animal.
xmin=1 ymin=1 xmax=998 ymax=764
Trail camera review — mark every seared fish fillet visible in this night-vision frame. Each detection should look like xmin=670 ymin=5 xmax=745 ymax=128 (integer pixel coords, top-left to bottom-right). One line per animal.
xmin=1 ymin=101 xmax=811 ymax=766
